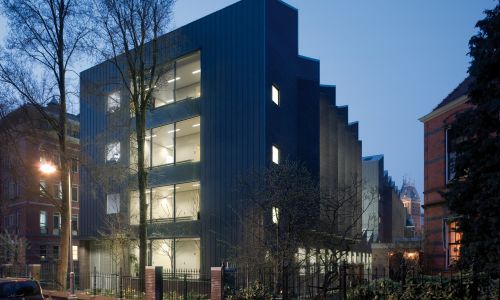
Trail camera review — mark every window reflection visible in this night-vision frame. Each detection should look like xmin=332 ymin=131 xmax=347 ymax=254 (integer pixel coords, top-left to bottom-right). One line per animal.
xmin=176 ymin=117 xmax=201 ymax=163
xmin=129 ymin=181 xmax=200 ymax=225
xmin=154 ymin=51 xmax=201 ymax=108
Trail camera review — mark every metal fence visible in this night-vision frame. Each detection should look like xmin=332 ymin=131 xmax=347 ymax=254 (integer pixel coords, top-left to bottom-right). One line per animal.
xmin=88 ymin=267 xmax=144 ymax=299
xmin=162 ymin=269 xmax=211 ymax=300
xmin=226 ymin=263 xmax=500 ymax=300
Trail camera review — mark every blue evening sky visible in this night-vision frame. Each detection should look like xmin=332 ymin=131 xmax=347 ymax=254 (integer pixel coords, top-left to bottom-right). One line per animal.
xmin=0 ymin=0 xmax=494 ymax=197
xmin=172 ymin=0 xmax=495 ymax=196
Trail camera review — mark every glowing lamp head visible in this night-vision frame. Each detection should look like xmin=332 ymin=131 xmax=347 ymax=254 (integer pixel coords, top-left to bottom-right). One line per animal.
xmin=40 ymin=163 xmax=57 ymax=174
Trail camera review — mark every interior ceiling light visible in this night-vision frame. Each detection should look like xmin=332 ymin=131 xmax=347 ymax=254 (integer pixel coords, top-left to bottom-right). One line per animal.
xmin=192 ymin=123 xmax=200 ymax=127
xmin=192 ymin=70 xmax=201 ymax=74
xmin=167 ymin=77 xmax=181 ymax=83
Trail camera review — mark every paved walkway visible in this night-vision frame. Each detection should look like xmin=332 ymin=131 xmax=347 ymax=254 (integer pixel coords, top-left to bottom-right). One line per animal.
xmin=44 ymin=290 xmax=117 ymax=300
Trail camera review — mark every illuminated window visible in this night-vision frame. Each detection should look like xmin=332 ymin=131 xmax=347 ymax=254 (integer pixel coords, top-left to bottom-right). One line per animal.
xmin=272 ymin=207 xmax=279 ymax=224
xmin=448 ymin=221 xmax=462 ymax=265
xmin=272 ymin=145 xmax=279 ymax=164
xmin=107 ymin=91 xmax=120 ymax=113
xmin=40 ymin=211 xmax=47 ymax=234
xmin=133 ymin=116 xmax=200 ymax=169
xmin=106 ymin=193 xmax=120 ymax=214
xmin=154 ymin=51 xmax=201 ymax=108
xmin=129 ymin=182 xmax=200 ymax=225
xmin=106 ymin=142 xmax=121 ymax=162
xmin=72 ymin=245 xmax=79 ymax=261
xmin=272 ymin=85 xmax=279 ymax=105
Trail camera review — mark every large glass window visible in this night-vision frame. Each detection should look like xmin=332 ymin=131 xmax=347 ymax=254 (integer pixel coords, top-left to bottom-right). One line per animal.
xmin=154 ymin=52 xmax=201 ymax=108
xmin=176 ymin=117 xmax=201 ymax=163
xmin=151 ymin=186 xmax=174 ymax=221
xmin=151 ymin=124 xmax=175 ymax=166
xmin=132 ymin=116 xmax=200 ymax=169
xmin=129 ymin=181 xmax=200 ymax=224
xmin=151 ymin=238 xmax=200 ymax=271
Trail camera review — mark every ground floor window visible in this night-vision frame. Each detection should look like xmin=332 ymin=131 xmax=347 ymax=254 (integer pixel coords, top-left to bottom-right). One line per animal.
xmin=447 ymin=221 xmax=462 ymax=266
xmin=130 ymin=238 xmax=200 ymax=273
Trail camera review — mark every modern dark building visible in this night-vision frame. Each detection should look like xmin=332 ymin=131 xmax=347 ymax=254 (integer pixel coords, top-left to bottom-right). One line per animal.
xmin=419 ymin=77 xmax=472 ymax=272
xmin=80 ymin=0 xmax=365 ymax=275
xmin=362 ymin=155 xmax=406 ymax=243
xmin=0 ymin=102 xmax=80 ymax=265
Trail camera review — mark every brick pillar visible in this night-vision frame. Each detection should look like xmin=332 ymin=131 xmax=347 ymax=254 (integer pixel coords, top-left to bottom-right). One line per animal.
xmin=28 ymin=264 xmax=41 ymax=281
xmin=145 ymin=266 xmax=156 ymax=300
xmin=211 ymin=267 xmax=223 ymax=300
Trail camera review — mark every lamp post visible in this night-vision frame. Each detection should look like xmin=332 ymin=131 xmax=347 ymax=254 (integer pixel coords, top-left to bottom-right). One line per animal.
xmin=39 ymin=162 xmax=75 ymax=298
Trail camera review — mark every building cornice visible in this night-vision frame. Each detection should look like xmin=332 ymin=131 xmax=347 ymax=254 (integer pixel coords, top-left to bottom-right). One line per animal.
xmin=419 ymin=95 xmax=468 ymax=123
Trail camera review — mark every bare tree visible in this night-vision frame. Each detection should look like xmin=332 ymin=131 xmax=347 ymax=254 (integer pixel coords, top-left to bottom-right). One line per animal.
xmin=90 ymin=0 xmax=175 ymax=285
xmin=232 ymin=160 xmax=373 ymax=299
xmin=0 ymin=229 xmax=29 ymax=266
xmin=0 ymin=0 xmax=91 ymax=289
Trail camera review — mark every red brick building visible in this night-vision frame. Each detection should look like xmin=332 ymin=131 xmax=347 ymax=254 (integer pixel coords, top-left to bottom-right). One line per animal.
xmin=419 ymin=77 xmax=472 ymax=272
xmin=0 ymin=102 xmax=80 ymax=265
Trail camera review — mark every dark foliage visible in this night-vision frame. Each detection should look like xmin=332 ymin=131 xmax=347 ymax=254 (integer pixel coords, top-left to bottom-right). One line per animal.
xmin=444 ymin=3 xmax=500 ymax=272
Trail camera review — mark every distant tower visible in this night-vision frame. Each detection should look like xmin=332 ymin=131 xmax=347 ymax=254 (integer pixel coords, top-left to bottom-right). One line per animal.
xmin=400 ymin=179 xmax=422 ymax=237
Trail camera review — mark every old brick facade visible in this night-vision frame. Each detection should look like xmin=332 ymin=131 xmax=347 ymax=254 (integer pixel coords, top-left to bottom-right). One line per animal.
xmin=419 ymin=77 xmax=472 ymax=272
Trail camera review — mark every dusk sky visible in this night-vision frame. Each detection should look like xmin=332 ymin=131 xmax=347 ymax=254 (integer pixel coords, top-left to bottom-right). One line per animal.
xmin=172 ymin=0 xmax=495 ymax=196
xmin=0 ymin=0 xmax=495 ymax=197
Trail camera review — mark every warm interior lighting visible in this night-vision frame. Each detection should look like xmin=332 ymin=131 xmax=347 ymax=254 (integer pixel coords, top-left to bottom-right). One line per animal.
xmin=192 ymin=124 xmax=200 ymax=127
xmin=168 ymin=129 xmax=180 ymax=133
xmin=40 ymin=163 xmax=57 ymax=174
xmin=192 ymin=70 xmax=201 ymax=74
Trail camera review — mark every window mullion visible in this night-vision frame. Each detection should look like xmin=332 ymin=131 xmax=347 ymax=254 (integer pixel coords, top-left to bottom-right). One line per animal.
xmin=173 ymin=61 xmax=177 ymax=103
xmin=173 ymin=185 xmax=176 ymax=223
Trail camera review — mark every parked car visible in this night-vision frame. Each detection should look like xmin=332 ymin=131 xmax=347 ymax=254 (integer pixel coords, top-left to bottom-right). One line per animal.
xmin=0 ymin=278 xmax=44 ymax=300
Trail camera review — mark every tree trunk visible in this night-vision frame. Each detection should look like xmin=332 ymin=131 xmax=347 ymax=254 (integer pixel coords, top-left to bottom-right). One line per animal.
xmin=56 ymin=3 xmax=69 ymax=288
xmin=136 ymin=107 xmax=148 ymax=291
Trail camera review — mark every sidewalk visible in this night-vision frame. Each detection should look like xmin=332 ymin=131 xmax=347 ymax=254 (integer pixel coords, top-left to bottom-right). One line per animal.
xmin=44 ymin=290 xmax=117 ymax=300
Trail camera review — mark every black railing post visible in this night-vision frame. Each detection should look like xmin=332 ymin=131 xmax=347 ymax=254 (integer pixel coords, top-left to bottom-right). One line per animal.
xmin=401 ymin=263 xmax=406 ymax=288
xmin=155 ymin=266 xmax=163 ymax=300
xmin=183 ymin=274 xmax=188 ymax=300
xmin=119 ymin=268 xmax=123 ymax=300
xmin=340 ymin=260 xmax=347 ymax=300
xmin=93 ymin=266 xmax=97 ymax=296
xmin=471 ymin=263 xmax=478 ymax=300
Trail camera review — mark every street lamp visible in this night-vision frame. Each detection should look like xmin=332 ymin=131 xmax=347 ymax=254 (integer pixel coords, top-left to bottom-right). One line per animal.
xmin=39 ymin=162 xmax=75 ymax=299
